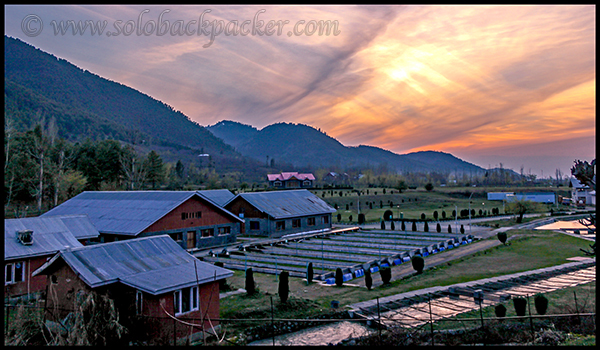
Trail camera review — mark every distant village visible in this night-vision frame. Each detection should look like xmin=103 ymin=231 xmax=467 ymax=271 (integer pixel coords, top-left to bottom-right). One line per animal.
xmin=5 ymin=170 xmax=595 ymax=344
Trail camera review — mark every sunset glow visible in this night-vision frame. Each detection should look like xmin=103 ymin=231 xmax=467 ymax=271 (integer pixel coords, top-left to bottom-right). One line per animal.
xmin=4 ymin=4 xmax=595 ymax=175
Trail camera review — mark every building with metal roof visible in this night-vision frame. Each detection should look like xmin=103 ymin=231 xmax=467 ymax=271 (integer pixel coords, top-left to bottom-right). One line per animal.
xmin=4 ymin=215 xmax=99 ymax=299
xmin=267 ymin=172 xmax=315 ymax=189
xmin=32 ymin=235 xmax=232 ymax=343
xmin=197 ymin=189 xmax=235 ymax=207
xmin=224 ymin=189 xmax=336 ymax=238
xmin=41 ymin=191 xmax=244 ymax=249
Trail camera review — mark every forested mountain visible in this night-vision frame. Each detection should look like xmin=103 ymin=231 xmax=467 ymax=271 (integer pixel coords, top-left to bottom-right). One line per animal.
xmin=4 ymin=36 xmax=255 ymax=174
xmin=207 ymin=120 xmax=485 ymax=174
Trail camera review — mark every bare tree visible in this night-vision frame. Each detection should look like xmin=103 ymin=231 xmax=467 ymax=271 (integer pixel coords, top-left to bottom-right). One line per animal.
xmin=120 ymin=145 xmax=147 ymax=190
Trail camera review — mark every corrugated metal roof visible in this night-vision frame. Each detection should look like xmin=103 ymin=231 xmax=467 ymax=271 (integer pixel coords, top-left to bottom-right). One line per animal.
xmin=33 ymin=235 xmax=233 ymax=295
xmin=4 ymin=215 xmax=95 ymax=260
xmin=227 ymin=189 xmax=336 ymax=219
xmin=41 ymin=191 xmax=242 ymax=236
xmin=267 ymin=172 xmax=315 ymax=181
xmin=197 ymin=189 xmax=235 ymax=207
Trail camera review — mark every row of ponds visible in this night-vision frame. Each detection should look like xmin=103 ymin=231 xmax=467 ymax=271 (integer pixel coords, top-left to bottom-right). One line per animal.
xmin=200 ymin=227 xmax=475 ymax=282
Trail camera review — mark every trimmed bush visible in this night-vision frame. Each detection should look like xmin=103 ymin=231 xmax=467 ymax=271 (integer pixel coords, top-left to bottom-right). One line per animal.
xmin=513 ymin=297 xmax=527 ymax=316
xmin=447 ymin=224 xmax=452 ymax=233
xmin=380 ymin=266 xmax=392 ymax=284
xmin=381 ymin=220 xmax=386 ymax=230
xmin=534 ymin=294 xmax=549 ymax=315
xmin=424 ymin=221 xmax=429 ymax=232
xmin=358 ymin=213 xmax=365 ymax=225
xmin=497 ymin=231 xmax=508 ymax=245
xmin=495 ymin=304 xmax=507 ymax=318
xmin=412 ymin=221 xmax=417 ymax=231
xmin=401 ymin=221 xmax=406 ymax=231
xmin=365 ymin=269 xmax=373 ymax=290
xmin=278 ymin=271 xmax=289 ymax=303
xmin=411 ymin=255 xmax=425 ymax=274
xmin=335 ymin=268 xmax=343 ymax=287
xmin=391 ymin=221 xmax=395 ymax=230
xmin=383 ymin=210 xmax=393 ymax=221
xmin=460 ymin=224 xmax=465 ymax=234
xmin=306 ymin=262 xmax=313 ymax=284
xmin=436 ymin=222 xmax=441 ymax=233
xmin=245 ymin=268 xmax=256 ymax=295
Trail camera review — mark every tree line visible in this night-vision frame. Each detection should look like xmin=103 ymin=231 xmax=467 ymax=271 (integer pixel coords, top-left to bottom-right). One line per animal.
xmin=4 ymin=118 xmax=239 ymax=218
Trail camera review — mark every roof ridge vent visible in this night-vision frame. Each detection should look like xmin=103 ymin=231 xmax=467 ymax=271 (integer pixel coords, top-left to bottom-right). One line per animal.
xmin=16 ymin=229 xmax=34 ymax=245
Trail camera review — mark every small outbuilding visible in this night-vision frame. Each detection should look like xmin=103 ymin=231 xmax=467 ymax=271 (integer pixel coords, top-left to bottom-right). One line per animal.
xmin=224 ymin=189 xmax=336 ymax=238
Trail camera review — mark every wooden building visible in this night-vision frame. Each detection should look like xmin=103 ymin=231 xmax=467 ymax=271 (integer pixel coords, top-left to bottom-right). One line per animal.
xmin=267 ymin=172 xmax=315 ymax=189
xmin=4 ymin=215 xmax=99 ymax=301
xmin=32 ymin=235 xmax=232 ymax=344
xmin=224 ymin=189 xmax=336 ymax=238
xmin=41 ymin=191 xmax=244 ymax=250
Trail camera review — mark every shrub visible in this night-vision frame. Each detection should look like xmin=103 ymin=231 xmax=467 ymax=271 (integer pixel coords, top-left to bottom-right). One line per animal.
xmin=534 ymin=294 xmax=548 ymax=315
xmin=436 ymin=223 xmax=441 ymax=233
xmin=306 ymin=262 xmax=313 ymax=284
xmin=411 ymin=255 xmax=425 ymax=274
xmin=423 ymin=221 xmax=429 ymax=232
xmin=365 ymin=269 xmax=372 ymax=290
xmin=358 ymin=213 xmax=365 ymax=225
xmin=447 ymin=224 xmax=452 ymax=233
xmin=460 ymin=224 xmax=465 ymax=234
xmin=335 ymin=268 xmax=343 ymax=287
xmin=421 ymin=213 xmax=426 ymax=220
xmin=380 ymin=266 xmax=392 ymax=284
xmin=513 ymin=297 xmax=527 ymax=316
xmin=383 ymin=210 xmax=393 ymax=221
xmin=497 ymin=231 xmax=508 ymax=245
xmin=425 ymin=183 xmax=434 ymax=191
xmin=337 ymin=213 xmax=341 ymax=222
xmin=349 ymin=215 xmax=353 ymax=222
xmin=441 ymin=210 xmax=446 ymax=219
xmin=245 ymin=268 xmax=256 ymax=295
xmin=412 ymin=221 xmax=417 ymax=231
xmin=433 ymin=210 xmax=438 ymax=220
xmin=495 ymin=304 xmax=507 ymax=318
xmin=278 ymin=271 xmax=289 ymax=303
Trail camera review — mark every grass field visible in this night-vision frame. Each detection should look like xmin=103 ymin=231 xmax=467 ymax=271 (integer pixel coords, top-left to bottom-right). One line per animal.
xmin=311 ymin=186 xmax=568 ymax=223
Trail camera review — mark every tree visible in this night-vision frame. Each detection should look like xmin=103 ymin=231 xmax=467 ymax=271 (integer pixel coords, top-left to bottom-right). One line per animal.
xmin=381 ymin=220 xmax=386 ymax=230
xmin=383 ymin=210 xmax=393 ymax=221
xmin=391 ymin=220 xmax=395 ymax=230
xmin=144 ymin=150 xmax=164 ymax=189
xmin=423 ymin=221 xmax=429 ymax=232
xmin=411 ymin=255 xmax=424 ymax=274
xmin=26 ymin=124 xmax=49 ymax=213
xmin=495 ymin=304 xmax=507 ymax=318
xmin=436 ymin=222 xmax=441 ymax=233
xmin=245 ymin=268 xmax=256 ymax=295
xmin=505 ymin=199 xmax=540 ymax=223
xmin=433 ymin=210 xmax=438 ymax=220
xmin=571 ymin=159 xmax=596 ymax=256
xmin=460 ymin=224 xmax=465 ymax=234
xmin=120 ymin=145 xmax=147 ymax=190
xmin=278 ymin=271 xmax=289 ymax=303
xmin=401 ymin=220 xmax=406 ymax=231
xmin=447 ymin=224 xmax=452 ymax=233
xmin=425 ymin=183 xmax=434 ymax=191
xmin=412 ymin=221 xmax=417 ymax=231
xmin=358 ymin=213 xmax=365 ymax=225
xmin=396 ymin=180 xmax=408 ymax=193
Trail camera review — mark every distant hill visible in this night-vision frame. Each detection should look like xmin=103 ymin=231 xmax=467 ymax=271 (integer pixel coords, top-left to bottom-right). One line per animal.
xmin=3 ymin=36 xmax=263 ymax=175
xmin=207 ymin=120 xmax=485 ymax=173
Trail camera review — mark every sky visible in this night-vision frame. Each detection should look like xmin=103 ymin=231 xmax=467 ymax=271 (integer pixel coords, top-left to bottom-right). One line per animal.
xmin=4 ymin=5 xmax=596 ymax=177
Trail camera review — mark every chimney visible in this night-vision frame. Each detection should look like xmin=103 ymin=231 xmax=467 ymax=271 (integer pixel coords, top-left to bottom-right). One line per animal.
xmin=16 ymin=229 xmax=33 ymax=245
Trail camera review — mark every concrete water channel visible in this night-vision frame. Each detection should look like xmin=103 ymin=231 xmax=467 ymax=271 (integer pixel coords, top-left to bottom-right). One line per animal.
xmin=200 ymin=226 xmax=475 ymax=284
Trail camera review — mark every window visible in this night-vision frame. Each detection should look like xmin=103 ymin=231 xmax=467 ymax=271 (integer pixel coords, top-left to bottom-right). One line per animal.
xmin=136 ymin=291 xmax=143 ymax=315
xmin=307 ymin=217 xmax=316 ymax=226
xmin=201 ymin=228 xmax=214 ymax=238
xmin=196 ymin=211 xmax=202 ymax=218
xmin=218 ymin=226 xmax=231 ymax=235
xmin=292 ymin=219 xmax=301 ymax=228
xmin=323 ymin=215 xmax=329 ymax=224
xmin=170 ymin=232 xmax=183 ymax=243
xmin=276 ymin=221 xmax=285 ymax=231
xmin=249 ymin=221 xmax=260 ymax=230
xmin=273 ymin=181 xmax=282 ymax=187
xmin=5 ymin=261 xmax=25 ymax=285
xmin=174 ymin=286 xmax=199 ymax=315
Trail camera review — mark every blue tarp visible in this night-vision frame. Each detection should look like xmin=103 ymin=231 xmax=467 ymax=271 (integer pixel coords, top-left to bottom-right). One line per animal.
xmin=393 ymin=259 xmax=402 ymax=265
xmin=354 ymin=269 xmax=364 ymax=277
